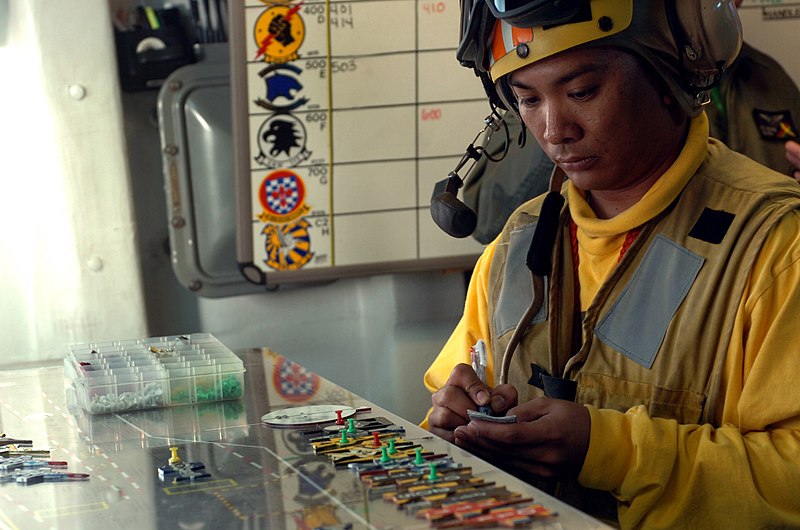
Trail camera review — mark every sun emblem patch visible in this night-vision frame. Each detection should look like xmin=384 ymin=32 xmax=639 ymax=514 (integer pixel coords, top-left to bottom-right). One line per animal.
xmin=753 ymin=109 xmax=798 ymax=141
xmin=253 ymin=3 xmax=306 ymax=63
xmin=262 ymin=219 xmax=314 ymax=271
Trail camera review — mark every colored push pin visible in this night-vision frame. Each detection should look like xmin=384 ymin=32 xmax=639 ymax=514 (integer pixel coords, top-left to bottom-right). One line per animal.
xmin=168 ymin=446 xmax=181 ymax=465
xmin=414 ymin=447 xmax=425 ymax=466
xmin=346 ymin=418 xmax=357 ymax=435
xmin=387 ymin=438 xmax=397 ymax=455
xmin=371 ymin=432 xmax=382 ymax=448
xmin=380 ymin=446 xmax=391 ymax=463
xmin=338 ymin=430 xmax=349 ymax=445
xmin=335 ymin=409 xmax=345 ymax=425
xmin=428 ymin=462 xmax=438 ymax=482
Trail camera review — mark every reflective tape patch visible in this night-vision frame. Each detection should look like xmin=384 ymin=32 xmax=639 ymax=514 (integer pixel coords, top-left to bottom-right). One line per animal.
xmin=495 ymin=223 xmax=548 ymax=336
xmin=595 ymin=235 xmax=704 ymax=369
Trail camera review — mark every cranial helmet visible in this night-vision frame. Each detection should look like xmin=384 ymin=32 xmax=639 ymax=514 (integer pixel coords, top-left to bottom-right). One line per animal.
xmin=457 ymin=0 xmax=743 ymax=117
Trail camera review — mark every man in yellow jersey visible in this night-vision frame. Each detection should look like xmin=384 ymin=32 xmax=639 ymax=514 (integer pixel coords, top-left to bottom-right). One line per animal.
xmin=423 ymin=1 xmax=800 ymax=527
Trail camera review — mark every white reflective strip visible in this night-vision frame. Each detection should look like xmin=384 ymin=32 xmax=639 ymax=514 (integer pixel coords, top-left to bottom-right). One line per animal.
xmin=494 ymin=0 xmax=505 ymax=11
xmin=501 ymin=20 xmax=515 ymax=55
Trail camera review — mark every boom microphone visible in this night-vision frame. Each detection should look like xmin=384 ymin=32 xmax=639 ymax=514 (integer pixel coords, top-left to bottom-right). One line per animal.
xmin=430 ymin=112 xmax=506 ymax=238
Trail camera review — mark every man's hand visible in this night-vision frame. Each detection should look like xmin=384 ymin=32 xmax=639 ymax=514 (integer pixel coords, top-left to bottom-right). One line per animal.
xmin=427 ymin=363 xmax=517 ymax=443
xmin=786 ymin=140 xmax=800 ymax=182
xmin=453 ymin=396 xmax=590 ymax=482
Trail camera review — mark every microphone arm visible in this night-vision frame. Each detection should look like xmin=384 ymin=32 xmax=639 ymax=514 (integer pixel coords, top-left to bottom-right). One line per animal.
xmin=429 ymin=112 xmax=506 ymax=238
xmin=450 ymin=113 xmax=504 ymax=184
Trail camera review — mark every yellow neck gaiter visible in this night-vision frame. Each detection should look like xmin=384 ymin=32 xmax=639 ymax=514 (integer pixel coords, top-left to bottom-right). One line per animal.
xmin=566 ymin=113 xmax=709 ymax=309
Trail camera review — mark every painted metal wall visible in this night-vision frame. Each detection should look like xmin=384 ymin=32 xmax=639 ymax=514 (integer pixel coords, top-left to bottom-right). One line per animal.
xmin=0 ymin=0 xmax=148 ymax=367
xmin=739 ymin=2 xmax=800 ymax=87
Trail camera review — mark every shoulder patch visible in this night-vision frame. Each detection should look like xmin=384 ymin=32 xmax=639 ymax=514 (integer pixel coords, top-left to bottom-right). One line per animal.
xmin=752 ymin=109 xmax=798 ymax=141
xmin=689 ymin=208 xmax=735 ymax=244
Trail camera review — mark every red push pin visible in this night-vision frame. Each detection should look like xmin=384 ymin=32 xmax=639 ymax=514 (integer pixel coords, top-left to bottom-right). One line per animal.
xmin=335 ymin=409 xmax=345 ymax=425
xmin=371 ymin=431 xmax=382 ymax=448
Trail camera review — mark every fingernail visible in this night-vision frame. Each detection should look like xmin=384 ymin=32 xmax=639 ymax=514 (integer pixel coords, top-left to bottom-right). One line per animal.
xmin=477 ymin=390 xmax=490 ymax=405
xmin=491 ymin=395 xmax=506 ymax=410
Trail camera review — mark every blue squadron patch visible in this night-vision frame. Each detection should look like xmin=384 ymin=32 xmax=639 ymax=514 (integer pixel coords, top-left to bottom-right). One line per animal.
xmin=254 ymin=62 xmax=310 ymax=112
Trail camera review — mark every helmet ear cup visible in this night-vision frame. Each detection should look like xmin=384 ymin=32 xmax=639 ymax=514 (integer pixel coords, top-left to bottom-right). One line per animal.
xmin=457 ymin=0 xmax=494 ymax=71
xmin=495 ymin=77 xmax=518 ymax=117
xmin=665 ymin=0 xmax=742 ymax=90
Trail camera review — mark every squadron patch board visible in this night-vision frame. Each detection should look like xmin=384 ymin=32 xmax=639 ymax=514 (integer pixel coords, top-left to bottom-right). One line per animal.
xmin=229 ymin=0 xmax=487 ymax=286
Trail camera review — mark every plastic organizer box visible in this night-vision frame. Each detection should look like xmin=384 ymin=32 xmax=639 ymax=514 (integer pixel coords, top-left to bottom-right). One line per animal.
xmin=64 ymin=333 xmax=245 ymax=414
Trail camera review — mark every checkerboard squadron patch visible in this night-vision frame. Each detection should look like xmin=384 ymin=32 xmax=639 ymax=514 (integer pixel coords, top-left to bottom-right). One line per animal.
xmin=262 ymin=219 xmax=314 ymax=271
xmin=273 ymin=357 xmax=320 ymax=402
xmin=257 ymin=169 xmax=311 ymax=223
xmin=753 ymin=109 xmax=798 ymax=141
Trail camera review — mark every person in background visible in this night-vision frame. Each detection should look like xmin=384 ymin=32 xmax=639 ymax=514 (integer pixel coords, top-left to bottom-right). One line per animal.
xmin=788 ymin=139 xmax=800 ymax=180
xmin=423 ymin=1 xmax=800 ymax=528
xmin=462 ymin=111 xmax=553 ymax=244
xmin=705 ymin=0 xmax=800 ymax=176
xmin=464 ymin=0 xmax=800 ymax=244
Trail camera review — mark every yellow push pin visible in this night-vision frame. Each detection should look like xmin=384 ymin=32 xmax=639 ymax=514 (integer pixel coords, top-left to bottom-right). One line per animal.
xmin=168 ymin=446 xmax=182 ymax=465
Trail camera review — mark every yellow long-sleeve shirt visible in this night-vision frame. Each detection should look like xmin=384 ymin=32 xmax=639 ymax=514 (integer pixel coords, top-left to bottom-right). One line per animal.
xmin=423 ymin=116 xmax=800 ymax=528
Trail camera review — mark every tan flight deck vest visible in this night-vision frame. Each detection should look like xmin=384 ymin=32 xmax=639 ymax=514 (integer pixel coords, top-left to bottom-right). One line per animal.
xmin=488 ymin=141 xmax=800 ymax=426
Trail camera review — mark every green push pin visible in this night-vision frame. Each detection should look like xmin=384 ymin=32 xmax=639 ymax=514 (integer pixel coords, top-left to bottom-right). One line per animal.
xmin=380 ymin=446 xmax=391 ymax=463
xmin=414 ymin=447 xmax=425 ymax=466
xmin=387 ymin=437 xmax=397 ymax=455
xmin=428 ymin=462 xmax=438 ymax=482
xmin=346 ymin=418 xmax=357 ymax=435
xmin=338 ymin=429 xmax=349 ymax=445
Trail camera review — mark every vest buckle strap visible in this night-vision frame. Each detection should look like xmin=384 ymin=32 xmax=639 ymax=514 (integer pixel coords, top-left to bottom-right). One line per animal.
xmin=528 ymin=363 xmax=577 ymax=401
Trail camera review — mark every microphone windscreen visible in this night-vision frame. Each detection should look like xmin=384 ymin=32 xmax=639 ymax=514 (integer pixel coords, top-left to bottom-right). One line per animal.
xmin=430 ymin=193 xmax=478 ymax=238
